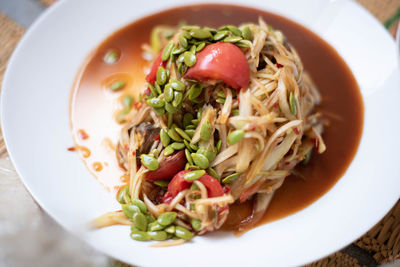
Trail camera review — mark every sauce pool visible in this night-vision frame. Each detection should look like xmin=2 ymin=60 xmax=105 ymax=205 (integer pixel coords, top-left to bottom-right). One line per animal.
xmin=70 ymin=4 xmax=363 ymax=232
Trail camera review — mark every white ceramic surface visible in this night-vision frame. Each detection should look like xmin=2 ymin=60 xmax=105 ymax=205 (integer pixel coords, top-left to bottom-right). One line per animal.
xmin=2 ymin=0 xmax=400 ymax=266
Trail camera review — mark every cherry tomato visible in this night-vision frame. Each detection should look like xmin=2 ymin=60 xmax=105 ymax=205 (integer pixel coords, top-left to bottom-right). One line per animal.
xmin=162 ymin=170 xmax=225 ymax=203
xmin=145 ymin=150 xmax=186 ymax=181
xmin=184 ymin=42 xmax=250 ymax=90
xmin=145 ymin=51 xmax=166 ymax=84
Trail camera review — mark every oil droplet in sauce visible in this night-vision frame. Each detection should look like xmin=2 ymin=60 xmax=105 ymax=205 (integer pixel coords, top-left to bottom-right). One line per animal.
xmin=77 ymin=129 xmax=89 ymax=140
xmin=93 ymin=162 xmax=103 ymax=172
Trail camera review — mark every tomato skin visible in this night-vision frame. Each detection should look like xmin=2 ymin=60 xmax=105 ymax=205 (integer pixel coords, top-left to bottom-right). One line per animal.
xmin=162 ymin=170 xmax=225 ymax=203
xmin=145 ymin=51 xmax=166 ymax=84
xmin=184 ymin=42 xmax=250 ymax=90
xmin=145 ymin=151 xmax=186 ymax=181
xmin=197 ymin=175 xmax=225 ymax=197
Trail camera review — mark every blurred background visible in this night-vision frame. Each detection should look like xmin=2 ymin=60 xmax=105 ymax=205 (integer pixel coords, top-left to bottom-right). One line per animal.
xmin=0 ymin=0 xmax=399 ymax=266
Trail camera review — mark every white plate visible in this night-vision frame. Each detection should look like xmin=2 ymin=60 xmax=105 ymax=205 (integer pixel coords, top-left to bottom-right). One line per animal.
xmin=2 ymin=0 xmax=400 ymax=266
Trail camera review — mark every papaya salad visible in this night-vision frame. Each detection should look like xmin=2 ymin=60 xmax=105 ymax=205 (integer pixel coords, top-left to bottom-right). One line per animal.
xmin=93 ymin=18 xmax=326 ymax=246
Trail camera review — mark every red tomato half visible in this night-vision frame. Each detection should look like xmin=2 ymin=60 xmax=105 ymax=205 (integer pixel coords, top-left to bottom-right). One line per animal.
xmin=162 ymin=170 xmax=225 ymax=203
xmin=145 ymin=150 xmax=186 ymax=181
xmin=184 ymin=42 xmax=250 ymax=90
xmin=145 ymin=51 xmax=166 ymax=84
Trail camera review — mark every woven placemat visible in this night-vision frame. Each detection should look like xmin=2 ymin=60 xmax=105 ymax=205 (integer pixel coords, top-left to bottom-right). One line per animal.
xmin=0 ymin=1 xmax=399 ymax=266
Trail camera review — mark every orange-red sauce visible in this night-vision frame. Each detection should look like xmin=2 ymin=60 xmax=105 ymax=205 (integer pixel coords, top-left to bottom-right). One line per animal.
xmin=70 ymin=4 xmax=363 ymax=230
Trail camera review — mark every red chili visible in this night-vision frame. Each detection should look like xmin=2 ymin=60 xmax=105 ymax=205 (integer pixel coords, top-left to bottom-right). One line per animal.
xmin=78 ymin=129 xmax=89 ymax=140
xmin=67 ymin=146 xmax=76 ymax=151
xmin=294 ymin=127 xmax=300 ymax=135
xmin=153 ymin=134 xmax=160 ymax=141
xmin=276 ymin=63 xmax=283 ymax=68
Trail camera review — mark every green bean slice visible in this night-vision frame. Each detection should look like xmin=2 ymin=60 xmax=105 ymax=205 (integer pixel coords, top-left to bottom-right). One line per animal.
xmin=154 ymin=180 xmax=169 ymax=188
xmin=130 ymin=231 xmax=150 ymax=241
xmin=172 ymin=91 xmax=183 ymax=107
xmin=213 ymin=30 xmax=229 ymax=41
xmin=184 ymin=162 xmax=190 ymax=170
xmin=185 ymin=149 xmax=194 ymax=165
xmin=216 ymin=98 xmax=226 ymax=104
xmin=140 ymin=154 xmax=159 ymax=170
xmin=160 ymin=129 xmax=170 ymax=147
xmin=169 ymin=79 xmax=185 ymax=91
xmin=146 ymin=98 xmax=165 ymax=108
xmin=222 ymin=172 xmax=241 ymax=183
xmin=227 ymin=129 xmax=245 ymax=145
xmin=156 ymin=67 xmax=168 ymax=85
xmin=181 ymin=25 xmax=200 ymax=31
xmin=183 ymin=51 xmax=196 ymax=67
xmin=161 ymin=40 xmax=174 ymax=61
xmin=185 ymin=129 xmax=195 ymax=138
xmin=179 ymin=35 xmax=188 ymax=48
xmin=231 ymin=109 xmax=239 ymax=116
xmin=198 ymin=147 xmax=216 ymax=162
xmin=289 ymin=92 xmax=297 ymax=115
xmin=236 ymin=40 xmax=251 ymax=48
xmin=217 ymin=90 xmax=226 ymax=98
xmin=178 ymin=62 xmax=188 ymax=74
xmin=122 ymin=95 xmax=134 ymax=108
xmin=153 ymin=107 xmax=165 ymax=116
xmin=207 ymin=167 xmax=220 ymax=181
xmin=189 ymin=143 xmax=198 ymax=151
xmin=184 ymin=170 xmax=205 ymax=181
xmin=196 ymin=42 xmax=206 ymax=52
xmin=200 ymin=120 xmax=212 ymax=141
xmin=178 ymin=53 xmax=185 ymax=63
xmin=191 ymin=219 xmax=202 ymax=231
xmin=189 ymin=45 xmax=197 ymax=54
xmin=167 ymin=128 xmax=183 ymax=142
xmin=103 ymin=49 xmax=120 ymax=64
xmin=188 ymin=84 xmax=202 ymax=101
xmin=117 ymin=186 xmax=130 ymax=204
xmin=182 ymin=31 xmax=192 ymax=39
xmin=150 ymin=27 xmax=162 ymax=53
xmin=109 ymin=81 xmax=125 ymax=91
xmin=183 ymin=113 xmax=194 ymax=128
xmin=157 ymin=211 xmax=177 ymax=226
xmin=148 ymin=231 xmax=168 ymax=241
xmin=165 ymin=225 xmax=175 ymax=234
xmin=122 ymin=204 xmax=140 ymax=219
xmin=148 ymin=83 xmax=158 ymax=97
xmin=132 ymin=212 xmax=147 ymax=231
xmin=185 ymin=125 xmax=196 ymax=130
xmin=146 ymin=214 xmax=156 ymax=223
xmin=132 ymin=199 xmax=148 ymax=214
xmin=175 ymin=226 xmax=194 ymax=240
xmin=190 ymin=29 xmax=212 ymax=39
xmin=151 ymin=148 xmax=159 ymax=158
xmin=242 ymin=26 xmax=252 ymax=40
xmin=191 ymin=153 xmax=209 ymax=169
xmin=163 ymin=145 xmax=175 ymax=156
xmin=149 ymin=221 xmax=165 ymax=231
xmin=170 ymin=142 xmax=185 ymax=150
xmin=223 ymin=36 xmax=243 ymax=43
xmin=192 ymin=119 xmax=199 ymax=126
xmin=165 ymin=102 xmax=178 ymax=114
xmin=164 ymin=84 xmax=174 ymax=102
